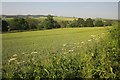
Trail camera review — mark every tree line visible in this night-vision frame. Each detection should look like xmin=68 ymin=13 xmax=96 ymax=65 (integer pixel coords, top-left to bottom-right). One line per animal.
xmin=1 ymin=15 xmax=112 ymax=32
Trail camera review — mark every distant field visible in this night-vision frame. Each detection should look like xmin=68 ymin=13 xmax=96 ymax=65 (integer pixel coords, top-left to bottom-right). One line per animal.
xmin=4 ymin=16 xmax=76 ymax=22
xmin=2 ymin=27 xmax=108 ymax=64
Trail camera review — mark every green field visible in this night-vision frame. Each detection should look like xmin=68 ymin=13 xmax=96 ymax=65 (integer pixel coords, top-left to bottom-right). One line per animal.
xmin=4 ymin=27 xmax=118 ymax=79
xmin=3 ymin=27 xmax=107 ymax=63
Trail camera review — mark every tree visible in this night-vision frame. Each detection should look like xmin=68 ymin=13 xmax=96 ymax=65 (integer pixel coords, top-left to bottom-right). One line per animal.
xmin=26 ymin=18 xmax=39 ymax=29
xmin=104 ymin=21 xmax=112 ymax=26
xmin=77 ymin=18 xmax=85 ymax=27
xmin=85 ymin=18 xmax=94 ymax=27
xmin=42 ymin=15 xmax=60 ymax=29
xmin=2 ymin=20 xmax=8 ymax=32
xmin=69 ymin=19 xmax=79 ymax=27
xmin=59 ymin=21 xmax=69 ymax=28
xmin=53 ymin=21 xmax=61 ymax=28
xmin=94 ymin=20 xmax=104 ymax=27
xmin=9 ymin=18 xmax=29 ymax=30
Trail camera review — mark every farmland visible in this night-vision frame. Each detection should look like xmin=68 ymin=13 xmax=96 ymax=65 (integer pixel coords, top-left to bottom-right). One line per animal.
xmin=2 ymin=16 xmax=119 ymax=79
xmin=2 ymin=27 xmax=107 ymax=61
xmin=3 ymin=26 xmax=117 ymax=79
xmin=1 ymin=2 xmax=120 ymax=79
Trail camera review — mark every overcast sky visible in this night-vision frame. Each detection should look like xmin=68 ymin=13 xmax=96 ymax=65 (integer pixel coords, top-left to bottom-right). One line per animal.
xmin=2 ymin=2 xmax=119 ymax=19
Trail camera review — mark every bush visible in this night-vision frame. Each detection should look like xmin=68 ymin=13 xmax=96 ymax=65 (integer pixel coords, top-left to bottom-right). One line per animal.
xmin=8 ymin=18 xmax=29 ymax=30
xmin=26 ymin=18 xmax=39 ymax=29
xmin=94 ymin=20 xmax=104 ymax=27
xmin=2 ymin=20 xmax=9 ymax=32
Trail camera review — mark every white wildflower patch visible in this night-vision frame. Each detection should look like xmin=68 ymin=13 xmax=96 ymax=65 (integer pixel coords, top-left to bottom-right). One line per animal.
xmin=81 ymin=41 xmax=85 ymax=44
xmin=22 ymin=52 xmax=25 ymax=55
xmin=69 ymin=49 xmax=74 ymax=52
xmin=63 ymin=52 xmax=66 ymax=54
xmin=8 ymin=58 xmax=17 ymax=62
xmin=91 ymin=35 xmax=96 ymax=37
xmin=63 ymin=44 xmax=67 ymax=47
xmin=13 ymin=54 xmax=17 ymax=57
xmin=31 ymin=52 xmax=37 ymax=54
xmin=88 ymin=39 xmax=92 ymax=42
xmin=17 ymin=62 xmax=21 ymax=65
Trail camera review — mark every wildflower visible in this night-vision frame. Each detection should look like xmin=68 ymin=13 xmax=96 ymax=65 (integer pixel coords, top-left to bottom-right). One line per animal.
xmin=63 ymin=52 xmax=66 ymax=54
xmin=13 ymin=54 xmax=17 ymax=57
xmin=91 ymin=53 xmax=94 ymax=56
xmin=69 ymin=50 xmax=74 ymax=52
xmin=22 ymin=52 xmax=25 ymax=55
xmin=81 ymin=41 xmax=84 ymax=44
xmin=31 ymin=52 xmax=37 ymax=54
xmin=63 ymin=44 xmax=67 ymax=47
xmin=88 ymin=39 xmax=92 ymax=42
xmin=8 ymin=58 xmax=17 ymax=62
xmin=112 ymin=48 xmax=116 ymax=50
xmin=91 ymin=35 xmax=95 ymax=37
xmin=17 ymin=62 xmax=21 ymax=65
xmin=23 ymin=61 xmax=25 ymax=63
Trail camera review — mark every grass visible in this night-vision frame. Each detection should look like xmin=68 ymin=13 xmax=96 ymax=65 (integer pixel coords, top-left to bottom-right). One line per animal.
xmin=3 ymin=26 xmax=118 ymax=79
xmin=2 ymin=27 xmax=108 ymax=62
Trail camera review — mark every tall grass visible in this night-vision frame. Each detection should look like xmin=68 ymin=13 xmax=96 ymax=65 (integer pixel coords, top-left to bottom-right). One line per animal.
xmin=2 ymin=23 xmax=119 ymax=79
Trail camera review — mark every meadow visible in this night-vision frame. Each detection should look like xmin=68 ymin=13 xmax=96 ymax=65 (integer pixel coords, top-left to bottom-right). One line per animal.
xmin=2 ymin=27 xmax=107 ymax=63
xmin=2 ymin=24 xmax=119 ymax=79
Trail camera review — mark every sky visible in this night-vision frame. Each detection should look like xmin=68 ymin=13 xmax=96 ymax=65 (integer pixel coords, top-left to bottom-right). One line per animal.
xmin=1 ymin=0 xmax=120 ymax=2
xmin=2 ymin=2 xmax=119 ymax=19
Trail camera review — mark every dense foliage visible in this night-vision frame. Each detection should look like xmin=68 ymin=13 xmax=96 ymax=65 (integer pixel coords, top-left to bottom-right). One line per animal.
xmin=40 ymin=15 xmax=61 ymax=29
xmin=2 ymin=20 xmax=8 ymax=32
xmin=94 ymin=20 xmax=104 ymax=27
xmin=2 ymin=15 xmax=113 ymax=32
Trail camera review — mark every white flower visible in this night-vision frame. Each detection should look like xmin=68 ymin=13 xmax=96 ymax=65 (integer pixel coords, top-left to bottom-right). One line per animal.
xmin=63 ymin=44 xmax=67 ymax=47
xmin=91 ymin=35 xmax=95 ymax=37
xmin=81 ymin=41 xmax=84 ymax=44
xmin=63 ymin=52 xmax=66 ymax=54
xmin=31 ymin=52 xmax=37 ymax=54
xmin=22 ymin=53 xmax=25 ymax=55
xmin=17 ymin=62 xmax=21 ymax=64
xmin=8 ymin=58 xmax=17 ymax=62
xmin=23 ymin=61 xmax=25 ymax=63
xmin=69 ymin=50 xmax=74 ymax=52
xmin=13 ymin=54 xmax=17 ymax=57
xmin=88 ymin=39 xmax=92 ymax=42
